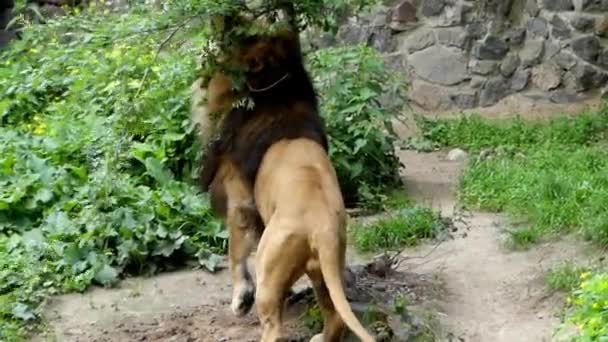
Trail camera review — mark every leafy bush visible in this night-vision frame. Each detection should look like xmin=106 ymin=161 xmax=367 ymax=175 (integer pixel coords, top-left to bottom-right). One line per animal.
xmin=350 ymin=207 xmax=448 ymax=253
xmin=560 ymin=272 xmax=608 ymax=341
xmin=0 ymin=1 xmax=405 ymax=339
xmin=308 ymin=45 xmax=406 ymax=208
xmin=417 ymin=109 xmax=608 ymax=249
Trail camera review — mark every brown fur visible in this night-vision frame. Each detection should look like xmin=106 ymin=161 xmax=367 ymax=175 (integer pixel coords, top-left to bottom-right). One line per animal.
xmin=197 ymin=28 xmax=375 ymax=342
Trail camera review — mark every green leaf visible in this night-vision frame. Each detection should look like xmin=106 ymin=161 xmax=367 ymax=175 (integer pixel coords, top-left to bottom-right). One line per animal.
xmin=12 ymin=303 xmax=36 ymax=321
xmin=144 ymin=157 xmax=174 ymax=186
xmin=94 ymin=264 xmax=119 ymax=286
xmin=34 ymin=188 xmax=54 ymax=204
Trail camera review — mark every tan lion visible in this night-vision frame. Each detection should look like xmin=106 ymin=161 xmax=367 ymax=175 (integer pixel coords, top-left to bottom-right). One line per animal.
xmin=193 ymin=24 xmax=375 ymax=342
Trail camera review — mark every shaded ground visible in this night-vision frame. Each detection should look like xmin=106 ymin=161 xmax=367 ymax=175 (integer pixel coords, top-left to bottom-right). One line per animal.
xmin=35 ymin=256 xmax=442 ymax=342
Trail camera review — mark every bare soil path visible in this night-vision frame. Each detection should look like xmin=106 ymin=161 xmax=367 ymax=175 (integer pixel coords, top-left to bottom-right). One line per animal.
xmin=396 ymin=150 xmax=593 ymax=342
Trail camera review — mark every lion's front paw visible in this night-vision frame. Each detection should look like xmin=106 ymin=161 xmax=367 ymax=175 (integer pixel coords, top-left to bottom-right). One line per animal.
xmin=309 ymin=333 xmax=324 ymax=342
xmin=231 ymin=282 xmax=255 ymax=317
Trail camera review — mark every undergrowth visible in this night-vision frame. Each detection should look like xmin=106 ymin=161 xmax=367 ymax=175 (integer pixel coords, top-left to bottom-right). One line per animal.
xmin=417 ymin=107 xmax=608 ymax=250
xmin=556 ymin=270 xmax=608 ymax=341
xmin=0 ymin=2 xmax=404 ymax=340
xmin=350 ymin=206 xmax=449 ymax=253
xmin=547 ymin=263 xmax=592 ymax=293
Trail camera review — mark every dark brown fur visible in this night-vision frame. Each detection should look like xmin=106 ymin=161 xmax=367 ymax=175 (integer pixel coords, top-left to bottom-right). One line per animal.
xmin=199 ymin=30 xmax=328 ymax=216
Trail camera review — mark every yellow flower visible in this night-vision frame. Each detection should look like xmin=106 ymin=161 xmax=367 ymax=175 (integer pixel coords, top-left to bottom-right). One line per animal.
xmin=566 ymin=297 xmax=572 ymax=304
xmin=33 ymin=122 xmax=47 ymax=135
xmin=74 ymin=7 xmax=80 ymax=14
xmin=588 ymin=317 xmax=600 ymax=327
xmin=581 ymin=281 xmax=588 ymax=289
xmin=580 ymin=272 xmax=590 ymax=280
xmin=5 ymin=60 xmax=11 ymax=65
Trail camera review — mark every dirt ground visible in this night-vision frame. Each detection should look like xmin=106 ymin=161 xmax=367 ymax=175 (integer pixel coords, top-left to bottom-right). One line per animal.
xmin=33 ymin=100 xmax=601 ymax=342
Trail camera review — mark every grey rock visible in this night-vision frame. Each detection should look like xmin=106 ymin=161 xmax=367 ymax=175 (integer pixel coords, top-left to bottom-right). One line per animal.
xmin=571 ymin=36 xmax=601 ymax=63
xmin=555 ymin=51 xmax=578 ymax=70
xmin=450 ymin=91 xmax=478 ymax=109
xmin=466 ymin=22 xmax=487 ymax=40
xmin=594 ymin=71 xmax=608 ymax=88
xmin=370 ymin=28 xmax=395 ymax=53
xmin=472 ymin=36 xmax=509 ymax=60
xmin=581 ymin=0 xmax=608 ymax=11
xmin=527 ymin=17 xmax=548 ymax=38
xmin=550 ymin=89 xmax=579 ymax=103
xmin=599 ymin=49 xmax=608 ymax=68
xmin=520 ymin=39 xmax=544 ymax=67
xmin=469 ymin=59 xmax=498 ymax=75
xmin=447 ymin=148 xmax=468 ymax=161
xmin=470 ymin=76 xmax=485 ymax=88
xmin=480 ymin=77 xmax=511 ymax=106
xmin=389 ymin=0 xmax=419 ymax=32
xmin=403 ymin=28 xmax=436 ymax=53
xmin=436 ymin=3 xmax=464 ymax=27
xmin=570 ymin=16 xmax=595 ymax=32
xmin=596 ymin=15 xmax=608 ymax=37
xmin=408 ymin=46 xmax=469 ymax=85
xmin=409 ymin=80 xmax=453 ymax=110
xmin=511 ymin=69 xmax=531 ymax=91
xmin=338 ymin=24 xmax=372 ymax=45
xmin=504 ymin=28 xmax=526 ymax=47
xmin=526 ymin=0 xmax=540 ymax=16
xmin=383 ymin=53 xmax=407 ymax=72
xmin=542 ymin=0 xmax=574 ymax=10
xmin=436 ymin=27 xmax=468 ymax=48
xmin=567 ymin=64 xmax=601 ymax=91
xmin=544 ymin=40 xmax=561 ymax=59
xmin=550 ymin=15 xmax=571 ymax=40
xmin=532 ymin=63 xmax=563 ymax=91
xmin=422 ymin=0 xmax=445 ymax=16
xmin=500 ymin=54 xmax=521 ymax=76
xmin=562 ymin=70 xmax=580 ymax=91
xmin=370 ymin=6 xmax=389 ymax=26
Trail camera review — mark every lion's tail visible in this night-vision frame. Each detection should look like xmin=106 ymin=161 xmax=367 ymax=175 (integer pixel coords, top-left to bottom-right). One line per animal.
xmin=317 ymin=231 xmax=375 ymax=342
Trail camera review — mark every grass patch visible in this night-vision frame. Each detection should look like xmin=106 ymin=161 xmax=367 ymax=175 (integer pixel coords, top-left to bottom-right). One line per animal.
xmin=417 ymin=107 xmax=608 ymax=248
xmin=350 ymin=206 xmax=449 ymax=253
xmin=546 ymin=263 xmax=591 ymax=292
xmin=415 ymin=110 xmax=608 ymax=153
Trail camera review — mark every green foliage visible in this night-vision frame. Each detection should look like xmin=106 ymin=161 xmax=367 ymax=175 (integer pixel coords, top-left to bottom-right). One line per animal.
xmin=308 ymin=45 xmax=406 ymax=208
xmin=559 ymin=272 xmax=608 ymax=341
xmin=0 ymin=1 xmax=405 ymax=339
xmin=547 ymin=263 xmax=591 ymax=292
xmin=0 ymin=5 xmax=222 ymax=339
xmin=417 ymin=108 xmax=608 ymax=248
xmin=351 ymin=207 xmax=448 ymax=253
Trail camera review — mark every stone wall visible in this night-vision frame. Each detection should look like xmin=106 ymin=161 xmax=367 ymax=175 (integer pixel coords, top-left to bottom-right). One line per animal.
xmin=331 ymin=0 xmax=608 ymax=111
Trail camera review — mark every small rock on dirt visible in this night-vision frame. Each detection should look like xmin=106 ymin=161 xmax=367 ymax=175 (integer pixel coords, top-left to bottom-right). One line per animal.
xmin=446 ymin=148 xmax=468 ymax=161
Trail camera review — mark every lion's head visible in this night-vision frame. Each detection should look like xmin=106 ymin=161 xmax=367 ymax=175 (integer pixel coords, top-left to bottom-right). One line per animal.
xmin=235 ymin=29 xmax=303 ymax=94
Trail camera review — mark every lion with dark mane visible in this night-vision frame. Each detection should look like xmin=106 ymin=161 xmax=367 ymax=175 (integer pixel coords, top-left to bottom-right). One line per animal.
xmin=193 ymin=17 xmax=375 ymax=342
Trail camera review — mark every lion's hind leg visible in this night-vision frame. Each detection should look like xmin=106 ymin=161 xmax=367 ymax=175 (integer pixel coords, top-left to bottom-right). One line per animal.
xmin=254 ymin=220 xmax=307 ymax=342
xmin=306 ymin=262 xmax=347 ymax=342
